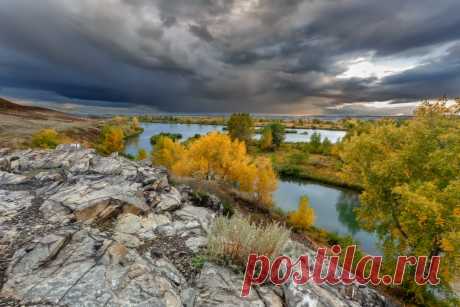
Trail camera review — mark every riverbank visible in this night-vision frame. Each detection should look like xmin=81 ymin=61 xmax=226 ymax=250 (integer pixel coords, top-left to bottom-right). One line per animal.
xmin=170 ymin=175 xmax=405 ymax=306
xmin=138 ymin=114 xmax=350 ymax=131
xmin=251 ymin=143 xmax=363 ymax=191
xmin=170 ymin=175 xmax=350 ymax=251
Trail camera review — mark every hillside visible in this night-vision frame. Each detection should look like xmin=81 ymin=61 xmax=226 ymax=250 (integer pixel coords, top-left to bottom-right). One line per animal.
xmin=0 ymin=97 xmax=78 ymax=120
xmin=0 ymin=145 xmax=392 ymax=306
xmin=0 ymin=97 xmax=101 ymax=148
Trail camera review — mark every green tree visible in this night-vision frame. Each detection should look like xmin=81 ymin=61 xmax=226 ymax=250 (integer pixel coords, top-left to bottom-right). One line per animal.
xmin=260 ymin=127 xmax=273 ymax=151
xmin=321 ymin=137 xmax=332 ymax=154
xmin=227 ymin=113 xmax=254 ymax=144
xmin=268 ymin=123 xmax=285 ymax=148
xmin=309 ymin=132 xmax=322 ymax=153
xmin=341 ymin=99 xmax=460 ymax=304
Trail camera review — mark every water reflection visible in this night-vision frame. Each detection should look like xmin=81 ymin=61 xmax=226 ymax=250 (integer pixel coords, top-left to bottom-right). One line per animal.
xmin=335 ymin=192 xmax=361 ymax=235
xmin=273 ymin=178 xmax=380 ymax=255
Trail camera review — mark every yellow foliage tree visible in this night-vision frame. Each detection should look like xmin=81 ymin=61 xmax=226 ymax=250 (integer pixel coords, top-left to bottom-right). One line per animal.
xmin=97 ymin=125 xmax=124 ymax=155
xmin=136 ymin=148 xmax=148 ymax=160
xmin=341 ymin=98 xmax=460 ymax=302
xmin=288 ymin=196 xmax=315 ymax=230
xmin=172 ymin=132 xmax=248 ymax=181
xmin=31 ymin=128 xmax=61 ymax=149
xmin=254 ymin=157 xmax=278 ymax=206
xmin=152 ymin=136 xmax=184 ymax=169
xmin=155 ymin=132 xmax=277 ymax=206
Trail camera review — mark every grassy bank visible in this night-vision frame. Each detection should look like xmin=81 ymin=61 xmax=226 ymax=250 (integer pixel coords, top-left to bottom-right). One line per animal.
xmin=250 ymin=143 xmax=362 ymax=191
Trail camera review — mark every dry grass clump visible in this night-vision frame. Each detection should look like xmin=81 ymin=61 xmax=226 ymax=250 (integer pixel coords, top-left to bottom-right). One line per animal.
xmin=207 ymin=214 xmax=290 ymax=267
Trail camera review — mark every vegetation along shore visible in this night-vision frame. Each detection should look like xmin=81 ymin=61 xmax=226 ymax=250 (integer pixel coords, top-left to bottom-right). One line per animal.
xmin=1 ymin=97 xmax=459 ymax=306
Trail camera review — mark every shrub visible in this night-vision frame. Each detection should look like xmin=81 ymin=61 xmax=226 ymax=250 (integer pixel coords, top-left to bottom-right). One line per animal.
xmin=207 ymin=214 xmax=290 ymax=267
xmin=222 ymin=202 xmax=235 ymax=217
xmin=308 ymin=132 xmax=322 ymax=153
xmin=191 ymin=255 xmax=207 ymax=269
xmin=278 ymin=165 xmax=301 ymax=177
xmin=321 ymin=137 xmax=332 ymax=154
xmin=288 ymin=196 xmax=315 ymax=230
xmin=306 ymin=133 xmax=332 ymax=155
xmin=31 ymin=128 xmax=61 ymax=149
xmin=136 ymin=148 xmax=148 ymax=160
xmin=288 ymin=151 xmax=309 ymax=165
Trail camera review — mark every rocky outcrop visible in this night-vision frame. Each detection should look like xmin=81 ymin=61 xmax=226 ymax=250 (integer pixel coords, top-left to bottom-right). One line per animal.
xmin=0 ymin=146 xmax=394 ymax=306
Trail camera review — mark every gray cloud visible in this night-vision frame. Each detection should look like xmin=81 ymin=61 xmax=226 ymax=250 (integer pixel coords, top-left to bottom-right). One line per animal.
xmin=0 ymin=0 xmax=459 ymax=114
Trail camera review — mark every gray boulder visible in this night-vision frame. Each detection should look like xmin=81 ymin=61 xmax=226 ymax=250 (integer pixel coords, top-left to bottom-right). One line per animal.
xmin=2 ymin=228 xmax=183 ymax=307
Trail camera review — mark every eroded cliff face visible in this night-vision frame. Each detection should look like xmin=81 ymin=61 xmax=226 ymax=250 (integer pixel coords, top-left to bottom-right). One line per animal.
xmin=0 ymin=145 xmax=393 ymax=306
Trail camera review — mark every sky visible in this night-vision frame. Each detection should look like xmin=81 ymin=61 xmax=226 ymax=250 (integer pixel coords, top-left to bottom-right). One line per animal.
xmin=0 ymin=0 xmax=460 ymax=116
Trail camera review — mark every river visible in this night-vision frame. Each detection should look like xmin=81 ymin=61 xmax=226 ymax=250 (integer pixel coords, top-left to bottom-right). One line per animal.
xmin=273 ymin=178 xmax=379 ymax=255
xmin=125 ymin=123 xmax=346 ymax=156
xmin=124 ymin=123 xmax=379 ymax=254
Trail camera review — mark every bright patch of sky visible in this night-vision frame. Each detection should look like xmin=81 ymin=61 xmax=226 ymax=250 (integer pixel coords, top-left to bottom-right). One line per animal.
xmin=337 ymin=57 xmax=417 ymax=79
xmin=337 ymin=42 xmax=456 ymax=80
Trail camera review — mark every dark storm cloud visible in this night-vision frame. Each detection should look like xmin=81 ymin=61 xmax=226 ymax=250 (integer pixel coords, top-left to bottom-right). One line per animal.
xmin=188 ymin=24 xmax=214 ymax=42
xmin=0 ymin=0 xmax=460 ymax=114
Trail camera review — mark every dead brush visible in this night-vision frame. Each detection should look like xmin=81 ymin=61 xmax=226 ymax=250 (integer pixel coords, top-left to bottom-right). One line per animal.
xmin=207 ymin=214 xmax=290 ymax=267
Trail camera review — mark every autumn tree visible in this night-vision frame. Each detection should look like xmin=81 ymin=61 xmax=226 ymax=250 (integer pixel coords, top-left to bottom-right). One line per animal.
xmin=288 ymin=196 xmax=315 ymax=230
xmin=156 ymin=132 xmax=277 ymax=206
xmin=152 ymin=136 xmax=184 ymax=169
xmin=227 ymin=113 xmax=254 ymax=144
xmin=253 ymin=157 xmax=278 ymax=206
xmin=341 ymin=98 xmax=460 ymax=303
xmin=268 ymin=122 xmax=285 ymax=148
xmin=97 ymin=125 xmax=124 ymax=155
xmin=136 ymin=148 xmax=148 ymax=160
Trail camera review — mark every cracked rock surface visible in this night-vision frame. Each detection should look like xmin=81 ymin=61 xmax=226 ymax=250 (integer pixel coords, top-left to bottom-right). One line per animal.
xmin=0 ymin=145 xmax=393 ymax=306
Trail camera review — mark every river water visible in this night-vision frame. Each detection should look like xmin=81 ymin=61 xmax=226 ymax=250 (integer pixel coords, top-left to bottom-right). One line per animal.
xmin=124 ymin=123 xmax=379 ymax=254
xmin=125 ymin=123 xmax=346 ymax=156
xmin=273 ymin=178 xmax=379 ymax=255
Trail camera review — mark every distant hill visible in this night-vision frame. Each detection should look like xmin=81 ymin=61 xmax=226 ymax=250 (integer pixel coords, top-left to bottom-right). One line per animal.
xmin=0 ymin=97 xmax=59 ymax=112
xmin=0 ymin=97 xmax=80 ymax=121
